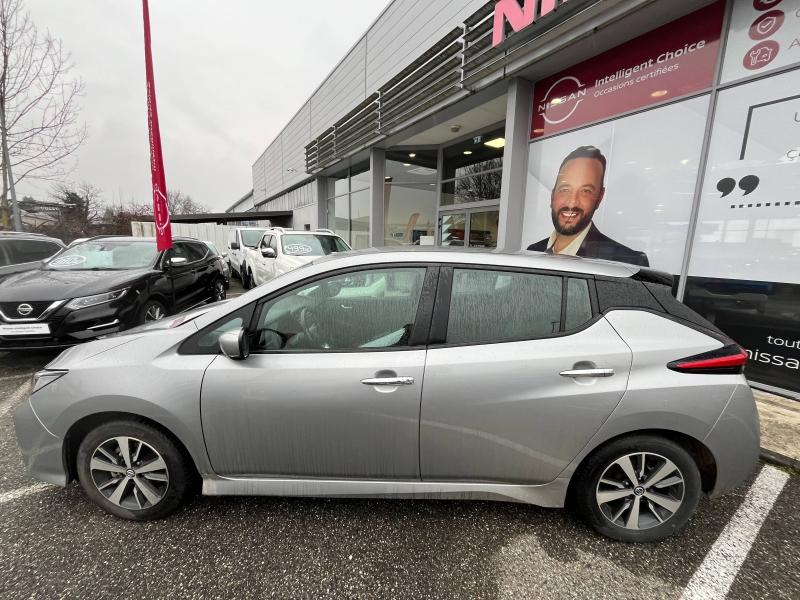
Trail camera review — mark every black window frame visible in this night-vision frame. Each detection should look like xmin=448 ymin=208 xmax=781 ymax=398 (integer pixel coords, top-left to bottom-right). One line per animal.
xmin=429 ymin=264 xmax=600 ymax=348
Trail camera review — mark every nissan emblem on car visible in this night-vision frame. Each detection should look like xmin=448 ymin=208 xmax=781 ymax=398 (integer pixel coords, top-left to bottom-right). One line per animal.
xmin=16 ymin=304 xmax=33 ymax=317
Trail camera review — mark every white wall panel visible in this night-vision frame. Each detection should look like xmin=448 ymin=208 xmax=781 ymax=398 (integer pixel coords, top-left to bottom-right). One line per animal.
xmin=310 ymin=37 xmax=367 ymax=134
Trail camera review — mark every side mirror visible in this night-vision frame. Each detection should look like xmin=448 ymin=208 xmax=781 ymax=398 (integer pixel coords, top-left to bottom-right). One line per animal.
xmin=219 ymin=328 xmax=250 ymax=360
xmin=168 ymin=256 xmax=188 ymax=267
xmin=230 ymin=242 xmax=240 ymax=251
xmin=220 ymin=252 xmax=228 ymax=259
xmin=261 ymin=247 xmax=277 ymax=259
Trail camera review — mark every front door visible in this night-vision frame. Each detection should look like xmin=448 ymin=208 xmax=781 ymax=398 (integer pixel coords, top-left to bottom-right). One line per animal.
xmin=200 ymin=265 xmax=434 ymax=479
xmin=420 ymin=267 xmax=631 ymax=484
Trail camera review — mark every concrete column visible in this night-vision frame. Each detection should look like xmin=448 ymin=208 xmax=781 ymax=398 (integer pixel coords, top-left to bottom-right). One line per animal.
xmin=497 ymin=78 xmax=533 ymax=252
xmin=315 ymin=176 xmax=327 ymax=230
xmin=369 ymin=148 xmax=386 ymax=247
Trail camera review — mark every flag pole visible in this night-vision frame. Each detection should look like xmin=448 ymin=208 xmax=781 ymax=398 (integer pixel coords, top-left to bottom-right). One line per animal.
xmin=142 ymin=0 xmax=172 ymax=251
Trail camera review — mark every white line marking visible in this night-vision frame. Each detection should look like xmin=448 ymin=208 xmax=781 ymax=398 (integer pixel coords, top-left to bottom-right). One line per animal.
xmin=0 ymin=483 xmax=52 ymax=505
xmin=681 ymin=465 xmax=789 ymax=600
xmin=0 ymin=373 xmax=32 ymax=382
xmin=0 ymin=381 xmax=30 ymax=418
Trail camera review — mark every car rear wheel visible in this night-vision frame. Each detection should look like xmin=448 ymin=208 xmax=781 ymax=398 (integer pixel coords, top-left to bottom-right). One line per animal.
xmin=76 ymin=420 xmax=192 ymax=520
xmin=140 ymin=299 xmax=167 ymax=323
xmin=241 ymin=265 xmax=251 ymax=289
xmin=213 ymin=278 xmax=227 ymax=302
xmin=574 ymin=435 xmax=701 ymax=542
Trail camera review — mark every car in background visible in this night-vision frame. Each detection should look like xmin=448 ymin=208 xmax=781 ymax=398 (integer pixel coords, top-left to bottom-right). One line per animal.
xmin=0 ymin=236 xmax=228 ymax=350
xmin=14 ymin=249 xmax=759 ymax=542
xmin=243 ymin=228 xmax=351 ymax=288
xmin=226 ymin=227 xmax=270 ymax=283
xmin=203 ymin=241 xmax=230 ymax=285
xmin=0 ymin=231 xmax=65 ymax=282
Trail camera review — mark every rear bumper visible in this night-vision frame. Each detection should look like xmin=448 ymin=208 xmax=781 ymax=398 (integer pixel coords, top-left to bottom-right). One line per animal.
xmin=13 ymin=397 xmax=68 ymax=487
xmin=704 ymin=384 xmax=761 ymax=498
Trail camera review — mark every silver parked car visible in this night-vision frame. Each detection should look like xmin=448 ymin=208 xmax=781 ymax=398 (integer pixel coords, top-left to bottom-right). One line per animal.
xmin=15 ymin=249 xmax=759 ymax=542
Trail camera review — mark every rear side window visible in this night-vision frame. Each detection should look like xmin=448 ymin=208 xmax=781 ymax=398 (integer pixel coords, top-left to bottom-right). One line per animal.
xmin=446 ymin=269 xmax=562 ymax=344
xmin=6 ymin=239 xmax=62 ymax=264
xmin=565 ymin=278 xmax=593 ymax=330
xmin=643 ymin=282 xmax=724 ymax=336
xmin=595 ymin=278 xmax=662 ymax=312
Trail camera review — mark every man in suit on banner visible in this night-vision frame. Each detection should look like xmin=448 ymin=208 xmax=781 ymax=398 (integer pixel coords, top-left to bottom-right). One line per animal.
xmin=527 ymin=146 xmax=649 ymax=267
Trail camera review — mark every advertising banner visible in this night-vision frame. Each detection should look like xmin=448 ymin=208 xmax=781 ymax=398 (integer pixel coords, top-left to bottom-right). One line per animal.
xmin=721 ymin=0 xmax=800 ymax=84
xmin=686 ymin=67 xmax=800 ymax=394
xmin=531 ymin=1 xmax=724 ymax=139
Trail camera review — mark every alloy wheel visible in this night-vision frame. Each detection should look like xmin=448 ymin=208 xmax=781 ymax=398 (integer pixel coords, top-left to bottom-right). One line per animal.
xmin=89 ymin=436 xmax=170 ymax=510
xmin=214 ymin=280 xmax=226 ymax=301
xmin=595 ymin=452 xmax=685 ymax=531
xmin=145 ymin=304 xmax=165 ymax=321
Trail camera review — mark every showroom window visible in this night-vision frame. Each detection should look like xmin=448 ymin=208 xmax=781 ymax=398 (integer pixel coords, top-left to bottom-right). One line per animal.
xmin=440 ymin=127 xmax=505 ymax=207
xmin=326 ymin=162 xmax=370 ymax=249
xmin=384 ymin=149 xmax=437 ymax=246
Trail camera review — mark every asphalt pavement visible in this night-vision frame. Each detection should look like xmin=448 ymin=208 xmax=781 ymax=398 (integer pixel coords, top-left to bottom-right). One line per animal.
xmin=1 ymin=351 xmax=798 ymax=600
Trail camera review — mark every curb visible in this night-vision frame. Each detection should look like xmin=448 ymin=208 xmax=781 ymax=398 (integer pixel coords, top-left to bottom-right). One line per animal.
xmin=760 ymin=448 xmax=800 ymax=471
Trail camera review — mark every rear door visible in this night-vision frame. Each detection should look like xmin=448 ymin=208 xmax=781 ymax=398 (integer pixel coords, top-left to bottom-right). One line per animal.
xmin=420 ymin=267 xmax=631 ymax=484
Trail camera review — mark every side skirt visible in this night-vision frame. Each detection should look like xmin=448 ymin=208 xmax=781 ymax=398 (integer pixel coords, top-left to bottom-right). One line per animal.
xmin=202 ymin=475 xmax=570 ymax=508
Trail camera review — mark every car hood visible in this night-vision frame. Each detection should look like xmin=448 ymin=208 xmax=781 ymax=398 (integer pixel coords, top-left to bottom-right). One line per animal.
xmin=0 ymin=268 xmax=152 ymax=302
xmin=279 ymin=254 xmax=319 ymax=271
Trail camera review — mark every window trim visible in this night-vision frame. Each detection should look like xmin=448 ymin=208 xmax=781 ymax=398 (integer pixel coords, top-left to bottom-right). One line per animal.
xmin=429 ymin=264 xmax=600 ymax=349
xmin=246 ymin=263 xmax=439 ymax=355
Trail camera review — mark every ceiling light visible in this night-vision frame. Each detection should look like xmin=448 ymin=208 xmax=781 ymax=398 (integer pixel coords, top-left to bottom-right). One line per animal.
xmin=680 ymin=159 xmax=690 ymax=165
xmin=463 ymin=150 xmax=473 ymax=155
xmin=532 ymin=128 xmax=545 ymax=134
xmin=409 ymin=153 xmax=416 ymax=158
xmin=651 ymin=90 xmax=668 ymax=98
xmin=403 ymin=163 xmax=411 ymax=166
xmin=484 ymin=138 xmax=506 ymax=149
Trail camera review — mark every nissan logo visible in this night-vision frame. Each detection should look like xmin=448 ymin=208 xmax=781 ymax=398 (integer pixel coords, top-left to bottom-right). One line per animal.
xmin=16 ymin=303 xmax=33 ymax=317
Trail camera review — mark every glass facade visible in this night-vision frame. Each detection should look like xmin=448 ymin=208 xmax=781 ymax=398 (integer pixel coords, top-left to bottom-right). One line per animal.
xmin=384 ymin=150 xmax=438 ymax=246
xmin=326 ymin=162 xmax=370 ymax=249
xmin=441 ymin=128 xmax=505 ymax=207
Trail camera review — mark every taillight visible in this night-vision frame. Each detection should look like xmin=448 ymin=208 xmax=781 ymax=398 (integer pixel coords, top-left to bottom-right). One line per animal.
xmin=667 ymin=344 xmax=748 ymax=374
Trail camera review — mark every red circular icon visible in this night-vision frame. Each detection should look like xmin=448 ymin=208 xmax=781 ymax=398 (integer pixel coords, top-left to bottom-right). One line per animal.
xmin=743 ymin=40 xmax=780 ymax=70
xmin=753 ymin=0 xmax=783 ymax=10
xmin=749 ymin=10 xmax=784 ymax=39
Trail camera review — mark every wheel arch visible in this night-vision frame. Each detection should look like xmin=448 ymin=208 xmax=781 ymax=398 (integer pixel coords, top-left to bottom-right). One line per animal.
xmin=63 ymin=411 xmax=202 ymax=484
xmin=566 ymin=429 xmax=717 ymax=504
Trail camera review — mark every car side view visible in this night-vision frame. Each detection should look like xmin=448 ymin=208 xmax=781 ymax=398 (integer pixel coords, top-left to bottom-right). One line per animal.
xmin=14 ymin=249 xmax=759 ymax=542
xmin=0 ymin=236 xmax=227 ymax=350
xmin=243 ymin=228 xmax=351 ymax=288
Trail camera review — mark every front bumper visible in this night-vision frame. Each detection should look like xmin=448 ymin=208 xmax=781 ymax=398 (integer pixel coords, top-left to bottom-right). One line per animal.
xmin=14 ymin=397 xmax=68 ymax=487
xmin=0 ymin=299 xmax=138 ymax=350
xmin=704 ymin=383 xmax=761 ymax=498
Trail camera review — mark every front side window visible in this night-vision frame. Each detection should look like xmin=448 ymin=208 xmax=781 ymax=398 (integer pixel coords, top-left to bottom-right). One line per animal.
xmin=252 ymin=267 xmax=426 ymax=352
xmin=46 ymin=241 xmax=158 ymax=271
xmin=166 ymin=242 xmax=207 ymax=264
xmin=280 ymin=234 xmax=350 ymax=257
xmin=446 ymin=269 xmax=563 ymax=344
xmin=240 ymin=230 xmax=268 ymax=248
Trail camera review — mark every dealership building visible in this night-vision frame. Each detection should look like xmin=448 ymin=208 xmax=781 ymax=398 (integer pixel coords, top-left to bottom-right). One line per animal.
xmin=228 ymin=0 xmax=800 ymax=398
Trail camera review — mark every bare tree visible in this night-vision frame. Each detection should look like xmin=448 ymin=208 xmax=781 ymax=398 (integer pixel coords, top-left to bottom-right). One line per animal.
xmin=0 ymin=0 xmax=86 ymax=230
xmin=167 ymin=189 xmax=208 ymax=215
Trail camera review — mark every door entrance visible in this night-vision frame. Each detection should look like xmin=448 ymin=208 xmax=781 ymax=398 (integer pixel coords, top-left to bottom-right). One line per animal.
xmin=439 ymin=208 xmax=499 ymax=248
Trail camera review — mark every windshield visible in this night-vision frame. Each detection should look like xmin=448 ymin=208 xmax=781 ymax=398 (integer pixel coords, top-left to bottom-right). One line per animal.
xmin=46 ymin=240 xmax=159 ymax=271
xmin=281 ymin=234 xmax=350 ymax=257
xmin=240 ymin=230 xmax=268 ymax=248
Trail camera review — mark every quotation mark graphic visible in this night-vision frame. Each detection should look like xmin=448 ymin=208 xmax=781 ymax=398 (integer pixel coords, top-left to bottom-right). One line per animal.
xmin=717 ymin=175 xmax=760 ymax=197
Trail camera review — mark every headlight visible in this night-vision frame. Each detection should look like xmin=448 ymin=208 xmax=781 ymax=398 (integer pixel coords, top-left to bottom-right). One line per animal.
xmin=65 ymin=288 xmax=128 ymax=310
xmin=31 ymin=370 xmax=68 ymax=394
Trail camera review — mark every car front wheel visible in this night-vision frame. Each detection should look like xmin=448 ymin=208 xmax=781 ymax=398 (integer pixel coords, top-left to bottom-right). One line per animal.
xmin=76 ymin=420 xmax=192 ymax=520
xmin=574 ymin=435 xmax=701 ymax=542
xmin=212 ymin=278 xmax=227 ymax=302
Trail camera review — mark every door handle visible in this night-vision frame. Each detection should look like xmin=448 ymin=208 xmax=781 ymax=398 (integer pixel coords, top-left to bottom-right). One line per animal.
xmin=361 ymin=377 xmax=415 ymax=386
xmin=559 ymin=368 xmax=615 ymax=378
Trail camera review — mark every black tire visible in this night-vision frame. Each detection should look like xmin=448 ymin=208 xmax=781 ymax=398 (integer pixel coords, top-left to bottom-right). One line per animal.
xmin=573 ymin=435 xmax=701 ymax=543
xmin=139 ymin=299 xmax=168 ymax=324
xmin=76 ymin=420 xmax=193 ymax=521
xmin=241 ymin=264 xmax=251 ymax=289
xmin=212 ymin=277 xmax=227 ymax=302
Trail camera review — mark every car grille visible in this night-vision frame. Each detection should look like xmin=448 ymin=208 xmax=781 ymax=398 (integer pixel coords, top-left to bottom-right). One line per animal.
xmin=0 ymin=301 xmax=55 ymax=320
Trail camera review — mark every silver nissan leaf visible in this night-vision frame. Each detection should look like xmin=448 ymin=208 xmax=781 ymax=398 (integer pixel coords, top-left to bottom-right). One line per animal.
xmin=14 ymin=249 xmax=759 ymax=542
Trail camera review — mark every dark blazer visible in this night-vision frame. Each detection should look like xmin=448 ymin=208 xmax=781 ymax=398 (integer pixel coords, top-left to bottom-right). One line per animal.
xmin=527 ymin=223 xmax=649 ymax=267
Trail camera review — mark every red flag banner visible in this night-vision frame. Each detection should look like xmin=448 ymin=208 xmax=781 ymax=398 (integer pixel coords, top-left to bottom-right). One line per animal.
xmin=142 ymin=0 xmax=172 ymax=251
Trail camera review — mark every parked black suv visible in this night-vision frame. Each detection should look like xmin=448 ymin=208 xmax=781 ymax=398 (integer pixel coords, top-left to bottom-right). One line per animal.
xmin=0 ymin=231 xmax=65 ymax=282
xmin=0 ymin=236 xmax=228 ymax=350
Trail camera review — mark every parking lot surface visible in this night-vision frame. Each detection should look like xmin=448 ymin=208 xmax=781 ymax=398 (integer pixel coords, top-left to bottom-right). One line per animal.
xmin=1 ymin=351 xmax=798 ymax=600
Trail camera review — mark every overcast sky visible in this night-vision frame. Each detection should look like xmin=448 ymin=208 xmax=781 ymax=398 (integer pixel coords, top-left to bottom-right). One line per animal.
xmin=19 ymin=0 xmax=391 ymax=211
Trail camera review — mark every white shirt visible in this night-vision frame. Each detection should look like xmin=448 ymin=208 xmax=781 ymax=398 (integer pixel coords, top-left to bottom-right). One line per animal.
xmin=546 ymin=223 xmax=592 ymax=256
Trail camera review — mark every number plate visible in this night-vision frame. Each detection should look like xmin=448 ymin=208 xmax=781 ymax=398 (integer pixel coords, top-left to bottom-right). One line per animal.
xmin=0 ymin=323 xmax=50 ymax=336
